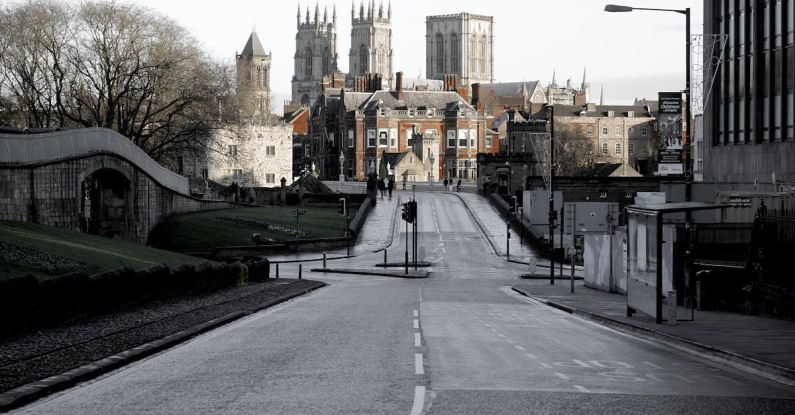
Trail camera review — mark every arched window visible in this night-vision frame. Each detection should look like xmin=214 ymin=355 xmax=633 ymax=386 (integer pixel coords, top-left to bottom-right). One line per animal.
xmin=322 ymin=47 xmax=331 ymax=75
xmin=480 ymin=35 xmax=488 ymax=75
xmin=470 ymin=34 xmax=477 ymax=75
xmin=601 ymin=143 xmax=608 ymax=155
xmin=301 ymin=94 xmax=310 ymax=106
xmin=262 ymin=68 xmax=268 ymax=87
xmin=450 ymin=34 xmax=459 ymax=73
xmin=377 ymin=43 xmax=384 ymax=72
xmin=436 ymin=33 xmax=444 ymax=74
xmin=615 ymin=143 xmax=622 ymax=155
xmin=304 ymin=48 xmax=312 ymax=77
xmin=359 ymin=44 xmax=368 ymax=72
xmin=256 ymin=66 xmax=260 ymax=84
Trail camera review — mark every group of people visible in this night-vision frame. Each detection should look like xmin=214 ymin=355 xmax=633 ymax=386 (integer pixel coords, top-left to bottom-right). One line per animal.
xmin=378 ymin=177 xmax=394 ymax=199
xmin=443 ymin=178 xmax=462 ymax=192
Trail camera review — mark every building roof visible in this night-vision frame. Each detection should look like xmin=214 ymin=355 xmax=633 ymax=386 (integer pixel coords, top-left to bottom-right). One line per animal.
xmin=479 ymin=81 xmax=539 ymax=97
xmin=553 ymin=105 xmax=654 ymax=118
xmin=398 ymin=78 xmax=444 ymax=91
xmin=363 ymin=90 xmax=472 ymax=111
xmin=582 ymin=163 xmax=643 ymax=177
xmin=240 ymin=31 xmax=267 ymax=57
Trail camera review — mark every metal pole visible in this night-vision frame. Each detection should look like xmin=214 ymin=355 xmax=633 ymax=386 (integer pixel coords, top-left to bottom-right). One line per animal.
xmin=299 ymin=263 xmax=302 ymax=280
xmin=405 ymin=219 xmax=409 ymax=275
xmin=656 ymin=213 xmax=663 ymax=324
xmin=506 ymin=222 xmax=510 ymax=259
xmin=346 ymin=196 xmax=350 ymax=256
xmin=323 ymin=252 xmax=327 ymax=269
xmin=276 ymin=263 xmax=279 ymax=278
xmin=559 ymin=207 xmax=564 ymax=278
xmin=570 ymin=251 xmax=575 ymax=293
xmin=414 ymin=218 xmax=418 ymax=270
xmin=550 ymin=105 xmax=555 ymax=285
xmin=384 ymin=248 xmax=387 ymax=266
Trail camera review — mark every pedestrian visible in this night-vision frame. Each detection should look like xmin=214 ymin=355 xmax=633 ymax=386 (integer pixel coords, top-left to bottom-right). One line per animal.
xmin=387 ymin=177 xmax=394 ymax=199
xmin=402 ymin=176 xmax=407 ymax=190
xmin=457 ymin=179 xmax=461 ymax=192
xmin=443 ymin=178 xmax=448 ymax=191
xmin=378 ymin=177 xmax=386 ymax=198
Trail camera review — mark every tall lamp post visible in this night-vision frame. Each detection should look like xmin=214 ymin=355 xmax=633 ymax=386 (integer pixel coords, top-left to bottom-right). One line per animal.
xmin=604 ymin=4 xmax=691 ymax=187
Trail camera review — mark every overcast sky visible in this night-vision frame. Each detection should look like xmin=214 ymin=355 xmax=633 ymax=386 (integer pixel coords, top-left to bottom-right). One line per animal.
xmin=124 ymin=0 xmax=702 ymax=111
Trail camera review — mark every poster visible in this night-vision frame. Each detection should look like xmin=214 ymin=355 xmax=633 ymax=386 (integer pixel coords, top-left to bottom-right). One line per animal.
xmin=657 ymin=92 xmax=683 ymax=175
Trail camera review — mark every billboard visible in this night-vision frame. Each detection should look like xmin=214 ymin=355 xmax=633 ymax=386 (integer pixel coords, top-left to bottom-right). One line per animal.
xmin=657 ymin=92 xmax=683 ymax=176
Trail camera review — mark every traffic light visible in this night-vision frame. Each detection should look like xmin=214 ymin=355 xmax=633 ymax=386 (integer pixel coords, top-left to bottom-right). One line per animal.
xmin=338 ymin=198 xmax=346 ymax=216
xmin=408 ymin=200 xmax=417 ymax=223
xmin=401 ymin=202 xmax=409 ymax=222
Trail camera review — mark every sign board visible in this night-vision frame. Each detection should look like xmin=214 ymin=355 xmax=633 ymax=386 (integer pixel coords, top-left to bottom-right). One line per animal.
xmin=728 ymin=196 xmax=752 ymax=207
xmin=657 ymin=92 xmax=684 ymax=176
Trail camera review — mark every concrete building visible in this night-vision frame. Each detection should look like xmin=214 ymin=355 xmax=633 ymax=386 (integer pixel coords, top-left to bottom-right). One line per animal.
xmin=309 ymin=72 xmax=490 ymax=181
xmin=426 ymin=13 xmax=494 ymax=86
xmin=236 ymin=32 xmax=271 ymax=122
xmin=292 ymin=3 xmax=339 ymax=106
xmin=703 ymin=0 xmax=794 ymax=187
xmin=348 ymin=0 xmax=393 ymax=90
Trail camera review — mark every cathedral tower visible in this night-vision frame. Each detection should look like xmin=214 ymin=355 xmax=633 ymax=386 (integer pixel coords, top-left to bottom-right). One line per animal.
xmin=426 ymin=13 xmax=493 ymax=86
xmin=236 ymin=31 xmax=271 ymax=122
xmin=292 ymin=2 xmax=339 ymax=106
xmin=349 ymin=0 xmax=393 ymax=89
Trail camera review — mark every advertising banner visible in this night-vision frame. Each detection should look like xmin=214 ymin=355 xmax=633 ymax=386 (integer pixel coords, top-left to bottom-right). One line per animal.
xmin=657 ymin=92 xmax=683 ymax=176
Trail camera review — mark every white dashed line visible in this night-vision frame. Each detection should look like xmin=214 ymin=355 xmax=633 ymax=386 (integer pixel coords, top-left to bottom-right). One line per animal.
xmin=644 ymin=361 xmax=663 ymax=369
xmin=574 ymin=385 xmax=590 ymax=393
xmin=414 ymin=332 xmax=421 ymax=347
xmin=540 ymin=363 xmax=553 ymax=369
xmin=496 ymin=333 xmax=506 ymax=338
xmin=525 ymin=353 xmax=538 ymax=359
xmin=415 ymin=353 xmax=425 ymax=375
xmin=514 ymin=345 xmax=526 ymax=351
xmin=410 ymin=385 xmax=426 ymax=415
xmin=573 ymin=359 xmax=590 ymax=368
xmin=413 ymin=319 xmax=419 ymax=329
xmin=413 ymin=310 xmax=418 ymax=317
xmin=555 ymin=372 xmax=570 ymax=381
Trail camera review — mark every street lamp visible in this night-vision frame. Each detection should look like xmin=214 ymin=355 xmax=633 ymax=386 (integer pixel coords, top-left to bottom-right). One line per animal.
xmin=604 ymin=4 xmax=691 ymax=185
xmin=428 ymin=149 xmax=435 ymax=184
xmin=338 ymin=152 xmax=345 ymax=182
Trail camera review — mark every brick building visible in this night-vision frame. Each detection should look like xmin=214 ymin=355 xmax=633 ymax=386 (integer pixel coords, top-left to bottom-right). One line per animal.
xmin=309 ymin=72 xmax=492 ymax=181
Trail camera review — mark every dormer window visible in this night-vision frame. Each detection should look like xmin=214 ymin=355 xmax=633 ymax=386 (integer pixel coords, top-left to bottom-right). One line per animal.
xmin=379 ymin=108 xmax=386 ymax=117
xmin=427 ymin=109 xmax=434 ymax=117
xmin=409 ymin=108 xmax=416 ymax=117
xmin=607 ymin=110 xmax=615 ymax=117
xmin=627 ymin=111 xmax=634 ymax=118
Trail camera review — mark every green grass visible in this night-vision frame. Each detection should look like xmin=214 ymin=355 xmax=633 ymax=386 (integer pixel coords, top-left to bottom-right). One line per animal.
xmin=147 ymin=206 xmax=346 ymax=253
xmin=0 ymin=221 xmax=207 ymax=280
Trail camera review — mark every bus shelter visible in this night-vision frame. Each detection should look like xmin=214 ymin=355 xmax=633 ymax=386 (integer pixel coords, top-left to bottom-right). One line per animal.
xmin=626 ymin=202 xmax=729 ymax=324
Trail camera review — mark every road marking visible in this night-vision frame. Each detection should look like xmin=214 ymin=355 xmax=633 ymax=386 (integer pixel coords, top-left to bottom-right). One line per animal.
xmin=413 ymin=319 xmax=419 ymax=329
xmin=413 ymin=310 xmax=418 ymax=317
xmin=414 ymin=333 xmax=421 ymax=347
xmin=540 ymin=363 xmax=553 ymax=369
xmin=574 ymin=385 xmax=590 ymax=393
xmin=525 ymin=353 xmax=538 ymax=359
xmin=572 ymin=359 xmax=591 ymax=368
xmin=555 ymin=372 xmax=570 ymax=381
xmin=415 ymin=353 xmax=424 ymax=375
xmin=410 ymin=385 xmax=425 ymax=415
xmin=496 ymin=333 xmax=506 ymax=338
xmin=515 ymin=345 xmax=526 ymax=351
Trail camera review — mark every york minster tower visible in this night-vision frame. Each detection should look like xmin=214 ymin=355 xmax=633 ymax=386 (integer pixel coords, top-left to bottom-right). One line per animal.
xmin=348 ymin=0 xmax=393 ymax=89
xmin=426 ymin=13 xmax=494 ymax=86
xmin=292 ymin=3 xmax=339 ymax=106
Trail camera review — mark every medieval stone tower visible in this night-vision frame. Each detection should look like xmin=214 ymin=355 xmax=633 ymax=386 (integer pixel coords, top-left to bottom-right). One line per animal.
xmin=292 ymin=3 xmax=339 ymax=106
xmin=349 ymin=0 xmax=393 ymax=89
xmin=236 ymin=31 xmax=271 ymax=122
xmin=426 ymin=13 xmax=494 ymax=86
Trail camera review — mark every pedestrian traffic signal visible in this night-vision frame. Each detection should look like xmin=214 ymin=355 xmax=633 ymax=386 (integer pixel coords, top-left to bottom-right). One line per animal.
xmin=338 ymin=198 xmax=346 ymax=216
xmin=401 ymin=202 xmax=409 ymax=222
xmin=408 ymin=200 xmax=417 ymax=223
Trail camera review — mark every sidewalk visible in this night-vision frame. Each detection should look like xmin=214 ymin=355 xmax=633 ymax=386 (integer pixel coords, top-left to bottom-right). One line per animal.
xmin=513 ymin=280 xmax=795 ymax=386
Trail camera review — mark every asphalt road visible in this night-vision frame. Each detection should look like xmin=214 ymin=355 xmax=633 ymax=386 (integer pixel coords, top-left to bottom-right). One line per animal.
xmin=15 ymin=191 xmax=795 ymax=414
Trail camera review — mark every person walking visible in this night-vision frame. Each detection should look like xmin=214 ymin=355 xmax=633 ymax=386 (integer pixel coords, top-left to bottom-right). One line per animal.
xmin=443 ymin=178 xmax=448 ymax=192
xmin=457 ymin=179 xmax=462 ymax=192
xmin=378 ymin=177 xmax=386 ymax=198
xmin=387 ymin=177 xmax=394 ymax=199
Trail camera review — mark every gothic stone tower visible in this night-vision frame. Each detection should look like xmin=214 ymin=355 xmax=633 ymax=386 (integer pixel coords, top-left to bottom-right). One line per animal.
xmin=426 ymin=13 xmax=494 ymax=86
xmin=236 ymin=31 xmax=271 ymax=122
xmin=292 ymin=3 xmax=339 ymax=106
xmin=349 ymin=0 xmax=393 ymax=90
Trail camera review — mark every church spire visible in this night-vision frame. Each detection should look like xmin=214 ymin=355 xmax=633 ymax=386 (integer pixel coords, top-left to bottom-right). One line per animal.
xmin=323 ymin=5 xmax=328 ymax=23
xmin=600 ymin=84 xmax=604 ymax=105
xmin=314 ymin=3 xmax=319 ymax=24
xmin=305 ymin=6 xmax=310 ymax=24
xmin=582 ymin=66 xmax=587 ymax=87
xmin=388 ymin=0 xmax=391 ymax=20
xmin=333 ymin=4 xmax=337 ymax=25
xmin=359 ymin=0 xmax=364 ymax=19
xmin=297 ymin=2 xmax=301 ymax=26
xmin=378 ymin=1 xmax=383 ymax=19
xmin=551 ymin=68 xmax=557 ymax=86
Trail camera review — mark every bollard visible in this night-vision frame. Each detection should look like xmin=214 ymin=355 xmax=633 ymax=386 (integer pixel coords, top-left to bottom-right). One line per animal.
xmin=384 ymin=249 xmax=387 ymax=266
xmin=299 ymin=264 xmax=302 ymax=280
xmin=528 ymin=256 xmax=537 ymax=274
xmin=323 ymin=252 xmax=327 ymax=269
xmin=276 ymin=263 xmax=279 ymax=278
xmin=570 ymin=255 xmax=575 ymax=293
xmin=667 ymin=290 xmax=677 ymax=325
xmin=419 ymin=246 xmax=425 ymax=261
xmin=405 ymin=251 xmax=408 ymax=275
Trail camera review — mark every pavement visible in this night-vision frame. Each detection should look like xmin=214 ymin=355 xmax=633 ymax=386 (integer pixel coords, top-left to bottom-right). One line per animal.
xmin=512 ymin=280 xmax=795 ymax=386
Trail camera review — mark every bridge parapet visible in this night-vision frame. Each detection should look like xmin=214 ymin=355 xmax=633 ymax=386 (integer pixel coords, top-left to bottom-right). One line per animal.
xmin=0 ymin=128 xmax=189 ymax=195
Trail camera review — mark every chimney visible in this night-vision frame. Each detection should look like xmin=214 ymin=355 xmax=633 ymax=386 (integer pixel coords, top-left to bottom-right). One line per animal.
xmin=395 ymin=71 xmax=404 ymax=100
xmin=443 ymin=74 xmax=458 ymax=91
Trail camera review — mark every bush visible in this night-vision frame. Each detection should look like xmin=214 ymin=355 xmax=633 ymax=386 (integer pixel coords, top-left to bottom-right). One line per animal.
xmin=0 ymin=274 xmax=39 ymax=333
xmin=247 ymin=258 xmax=270 ymax=281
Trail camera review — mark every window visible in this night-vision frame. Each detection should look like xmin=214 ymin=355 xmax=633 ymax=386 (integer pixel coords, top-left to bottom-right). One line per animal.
xmin=586 ymin=126 xmax=594 ymax=137
xmin=458 ymin=130 xmax=468 ymax=148
xmin=450 ymin=34 xmax=459 ymax=73
xmin=615 ymin=143 xmax=622 ymax=155
xmin=201 ymin=168 xmax=208 ymax=178
xmin=469 ymin=129 xmax=476 ymax=148
xmin=629 ymin=142 xmax=635 ymax=154
xmin=625 ymin=191 xmax=635 ymax=199
xmin=615 ymin=127 xmax=621 ymax=136
xmin=228 ymin=145 xmax=238 ymax=156
xmin=480 ymin=35 xmax=488 ymax=75
xmin=266 ymin=174 xmax=275 ymax=184
xmin=447 ymin=129 xmax=456 ymax=148
xmin=176 ymin=157 xmax=184 ymax=175
xmin=485 ymin=135 xmax=492 ymax=148
xmin=232 ymin=169 xmax=243 ymax=179
xmin=305 ymin=145 xmax=311 ymax=157
xmin=304 ymin=48 xmax=312 ymax=77
xmin=390 ymin=129 xmax=397 ymax=148
xmin=266 ymin=145 xmax=276 ymax=156
xmin=348 ymin=129 xmax=354 ymax=148
xmin=322 ymin=47 xmax=331 ymax=75
xmin=641 ymin=126 xmax=648 ymax=136
xmin=424 ymin=128 xmax=437 ymax=137
xmin=628 ymin=127 xmax=634 ymax=137
xmin=599 ymin=190 xmax=608 ymax=199
xmin=378 ymin=130 xmax=388 ymax=147
xmin=601 ymin=143 xmax=608 ymax=154
xmin=406 ymin=130 xmax=412 ymax=146
xmin=602 ymin=127 xmax=608 ymax=136
xmin=436 ymin=33 xmax=444 ymax=74
xmin=359 ymin=44 xmax=368 ymax=72
xmin=367 ymin=129 xmax=376 ymax=147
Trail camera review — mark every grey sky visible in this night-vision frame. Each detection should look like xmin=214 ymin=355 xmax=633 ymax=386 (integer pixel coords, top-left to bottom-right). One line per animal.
xmin=129 ymin=0 xmax=703 ymax=110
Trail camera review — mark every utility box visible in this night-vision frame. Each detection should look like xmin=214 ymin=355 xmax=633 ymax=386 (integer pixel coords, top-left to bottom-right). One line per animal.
xmin=523 ymin=190 xmax=563 ymax=237
xmin=564 ymin=202 xmax=620 ymax=236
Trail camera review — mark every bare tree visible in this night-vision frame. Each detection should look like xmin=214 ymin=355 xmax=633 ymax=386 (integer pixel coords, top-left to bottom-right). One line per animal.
xmin=552 ymin=126 xmax=595 ymax=176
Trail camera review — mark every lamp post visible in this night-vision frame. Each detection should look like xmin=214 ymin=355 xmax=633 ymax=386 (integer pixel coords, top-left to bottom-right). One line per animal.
xmin=604 ymin=4 xmax=691 ymax=186
xmin=339 ymin=152 xmax=345 ymax=182
xmin=428 ymin=149 xmax=435 ymax=184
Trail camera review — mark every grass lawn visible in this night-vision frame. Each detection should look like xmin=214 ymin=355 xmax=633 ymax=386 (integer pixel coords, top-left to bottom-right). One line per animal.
xmin=148 ymin=206 xmax=346 ymax=253
xmin=0 ymin=221 xmax=207 ymax=280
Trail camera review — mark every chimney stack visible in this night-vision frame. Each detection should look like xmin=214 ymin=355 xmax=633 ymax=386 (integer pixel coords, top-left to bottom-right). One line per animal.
xmin=395 ymin=71 xmax=404 ymax=100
